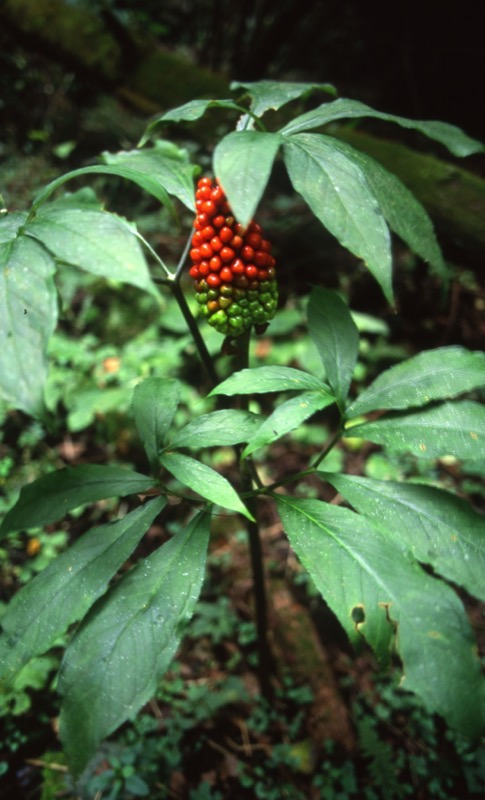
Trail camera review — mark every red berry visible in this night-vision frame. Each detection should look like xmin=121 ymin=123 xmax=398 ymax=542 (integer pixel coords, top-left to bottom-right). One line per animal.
xmin=241 ymin=245 xmax=254 ymax=262
xmin=245 ymin=265 xmax=259 ymax=280
xmin=254 ymin=250 xmax=269 ymax=267
xmin=198 ymin=177 xmax=212 ymax=188
xmin=202 ymin=200 xmax=217 ymax=216
xmin=210 ymin=236 xmax=223 ymax=252
xmin=201 ymin=226 xmax=215 ymax=241
xmin=197 ymin=185 xmax=212 ymax=200
xmin=198 ymin=261 xmax=210 ymax=277
xmin=212 ymin=215 xmax=225 ymax=228
xmin=199 ymin=243 xmax=213 ymax=259
xmin=220 ymin=247 xmax=235 ymax=263
xmin=189 ymin=265 xmax=199 ymax=278
xmin=197 ymin=212 xmax=209 ymax=227
xmin=231 ymin=258 xmax=245 ymax=275
xmin=230 ymin=235 xmax=243 ymax=250
xmin=207 ymin=273 xmax=221 ymax=287
xmin=246 ymin=232 xmax=262 ymax=249
xmin=190 ymin=248 xmax=202 ymax=262
xmin=211 ymin=186 xmax=225 ymax=202
xmin=220 ymin=267 xmax=234 ymax=282
xmin=219 ymin=227 xmax=233 ymax=243
xmin=210 ymin=256 xmax=222 ymax=272
xmin=192 ymin=231 xmax=203 ymax=247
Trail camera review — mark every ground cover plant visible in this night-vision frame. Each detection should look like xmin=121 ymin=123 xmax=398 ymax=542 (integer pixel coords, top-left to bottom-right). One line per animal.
xmin=1 ymin=80 xmax=485 ymax=794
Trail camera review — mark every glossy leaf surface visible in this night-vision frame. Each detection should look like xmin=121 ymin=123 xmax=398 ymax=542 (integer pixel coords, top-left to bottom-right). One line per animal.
xmin=242 ymin=390 xmax=335 ymax=457
xmin=347 ymin=347 xmax=485 ymax=417
xmin=170 ymin=409 xmax=263 ymax=449
xmin=0 ymin=214 xmax=57 ymax=415
xmin=214 ymin=131 xmax=280 ymax=227
xmin=308 ymin=287 xmax=359 ymax=404
xmin=160 ymin=451 xmax=252 ymax=519
xmin=26 ymin=206 xmax=158 ymax=295
xmin=211 ymin=366 xmax=330 ymax=397
xmin=277 ymin=496 xmax=485 ymax=739
xmin=0 ymin=466 xmax=157 ymax=536
xmin=348 ymin=400 xmax=485 ymax=459
xmin=231 ymin=79 xmax=336 ymax=117
xmin=59 ymin=511 xmax=210 ymax=775
xmin=325 ymin=474 xmax=485 ymax=602
xmin=132 ymin=378 xmax=181 ymax=469
xmin=280 ymin=98 xmax=484 ymax=156
xmin=0 ymin=498 xmax=166 ymax=685
xmin=283 ymin=134 xmax=393 ymax=301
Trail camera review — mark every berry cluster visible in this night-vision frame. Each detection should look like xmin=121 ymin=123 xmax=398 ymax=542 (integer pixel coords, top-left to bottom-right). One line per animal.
xmin=189 ymin=177 xmax=278 ymax=336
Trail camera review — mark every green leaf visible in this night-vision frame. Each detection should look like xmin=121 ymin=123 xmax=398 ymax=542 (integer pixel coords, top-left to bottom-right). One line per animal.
xmin=132 ymin=378 xmax=181 ymax=469
xmin=32 ymin=165 xmax=175 ymax=217
xmin=324 ymin=474 xmax=485 ymax=602
xmin=347 ymin=347 xmax=485 ymax=418
xmin=318 ymin=137 xmax=448 ymax=280
xmin=160 ymin=451 xmax=252 ymax=520
xmin=231 ymin=79 xmax=337 ymax=117
xmin=307 ymin=288 xmax=359 ymax=404
xmin=213 ymin=131 xmax=281 ymax=227
xmin=0 ymin=498 xmax=166 ymax=686
xmin=58 ymin=510 xmax=210 ymax=776
xmin=0 ymin=215 xmax=58 ymax=416
xmin=139 ymin=99 xmax=242 ymax=144
xmin=280 ymin=98 xmax=484 ymax=157
xmin=242 ymin=389 xmax=335 ymax=457
xmin=276 ymin=496 xmax=485 ymax=739
xmin=170 ymin=409 xmax=263 ymax=449
xmin=0 ymin=466 xmax=157 ymax=536
xmin=283 ymin=134 xmax=393 ymax=302
xmin=210 ymin=366 xmax=330 ymax=397
xmin=102 ymin=142 xmax=198 ymax=211
xmin=26 ymin=207 xmax=158 ymax=296
xmin=348 ymin=400 xmax=485 ymax=459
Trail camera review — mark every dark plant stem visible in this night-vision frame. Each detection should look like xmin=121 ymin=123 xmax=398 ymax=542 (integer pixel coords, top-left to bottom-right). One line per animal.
xmin=244 ymin=485 xmax=273 ymax=701
xmin=170 ymin=280 xmax=219 ymax=387
xmin=236 ymin=327 xmax=273 ymax=701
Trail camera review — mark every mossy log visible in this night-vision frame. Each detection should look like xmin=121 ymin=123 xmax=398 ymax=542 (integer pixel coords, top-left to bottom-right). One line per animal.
xmin=1 ymin=0 xmax=228 ymax=112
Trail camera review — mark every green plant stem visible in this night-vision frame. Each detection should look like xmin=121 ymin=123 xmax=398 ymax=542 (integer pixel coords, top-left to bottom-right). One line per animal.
xmin=170 ymin=280 xmax=219 ymax=387
xmin=252 ymin=427 xmax=343 ymax=496
xmin=236 ymin=327 xmax=273 ymax=701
